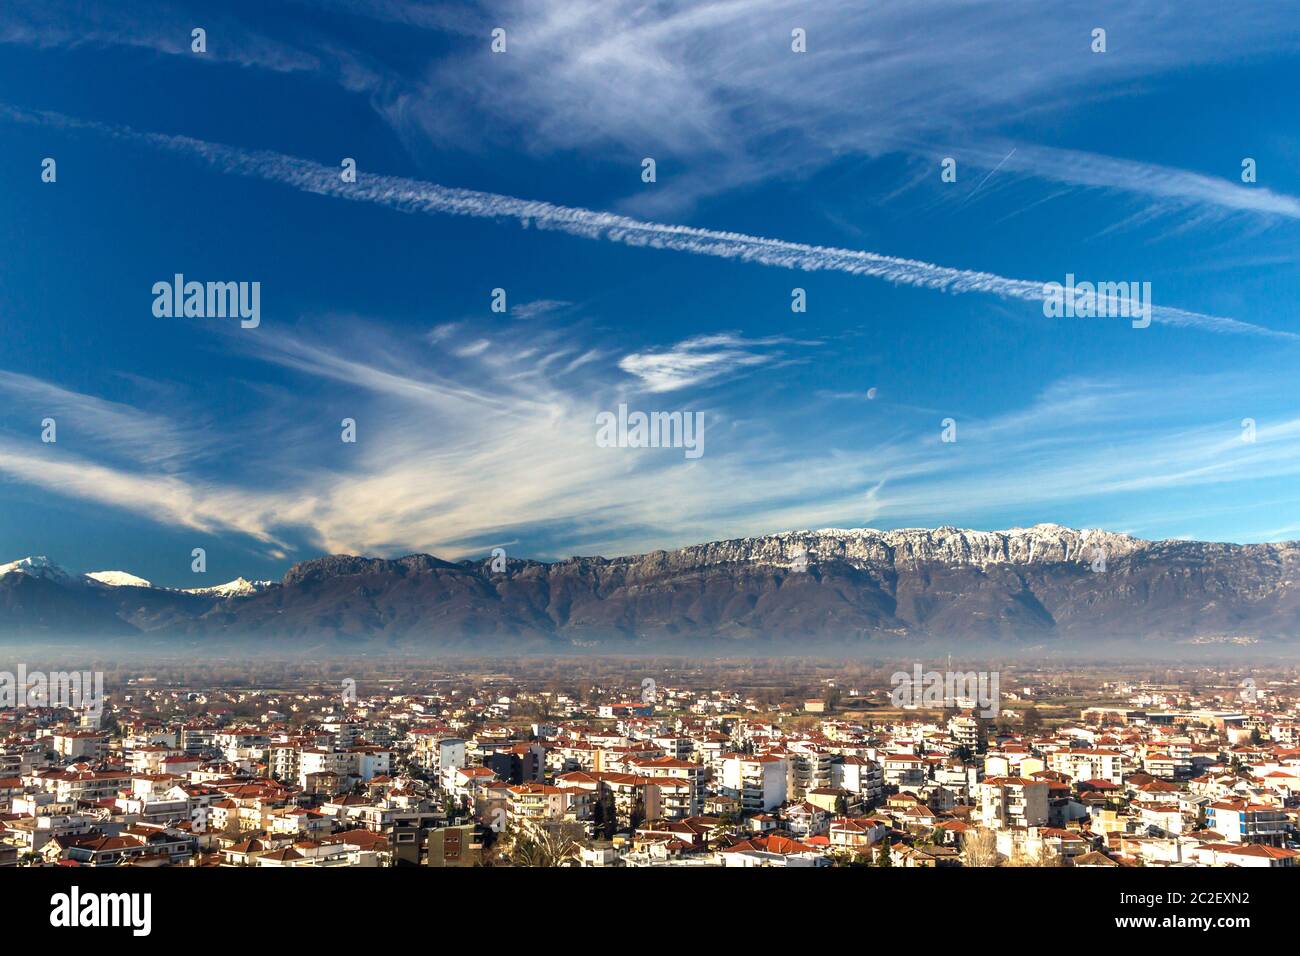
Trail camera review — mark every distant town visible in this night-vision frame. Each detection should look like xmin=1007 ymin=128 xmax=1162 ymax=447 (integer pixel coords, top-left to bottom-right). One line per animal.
xmin=2 ymin=658 xmax=1297 ymax=868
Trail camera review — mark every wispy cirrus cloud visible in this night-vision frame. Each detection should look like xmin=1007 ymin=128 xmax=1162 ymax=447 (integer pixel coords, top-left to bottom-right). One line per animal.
xmin=0 ymin=436 xmax=293 ymax=546
xmin=394 ymin=0 xmax=1300 ymax=219
xmin=619 ymin=333 xmax=809 ymax=392
xmin=0 ymin=0 xmax=324 ymax=75
xmin=510 ymin=298 xmax=572 ymax=320
xmin=2 ymin=319 xmax=1297 ymax=566
xmin=7 ymin=0 xmax=1300 ymax=222
xmin=951 ymin=140 xmax=1300 ymax=220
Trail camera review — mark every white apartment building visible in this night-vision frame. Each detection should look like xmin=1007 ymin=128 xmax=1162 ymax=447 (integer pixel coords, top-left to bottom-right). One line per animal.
xmin=881 ymin=753 xmax=927 ymax=790
xmin=417 ymin=736 xmax=467 ymax=775
xmin=507 ymin=783 xmax=590 ymax=823
xmin=831 ymin=755 xmax=884 ymax=803
xmin=1046 ymin=748 xmax=1124 ymax=785
xmin=626 ymin=757 xmax=704 ymax=816
xmin=976 ymin=777 xmax=1050 ymax=829
xmin=51 ymin=732 xmax=108 ymax=762
xmin=720 ymin=754 xmax=787 ymax=812
xmin=787 ymin=747 xmax=834 ymax=800
xmin=298 ymin=749 xmax=356 ymax=790
xmin=1205 ymin=799 xmax=1289 ymax=845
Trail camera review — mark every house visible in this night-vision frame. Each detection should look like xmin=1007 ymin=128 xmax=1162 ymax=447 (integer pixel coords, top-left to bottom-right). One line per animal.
xmin=720 ymin=834 xmax=829 ymax=867
xmin=1192 ymin=843 xmax=1298 ymax=868
xmin=782 ymin=801 xmax=829 ymax=837
xmin=828 ymin=816 xmax=887 ymax=850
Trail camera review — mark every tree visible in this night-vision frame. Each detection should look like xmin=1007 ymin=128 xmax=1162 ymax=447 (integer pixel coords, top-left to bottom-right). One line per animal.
xmin=830 ymin=849 xmax=872 ymax=867
xmin=1034 ymin=845 xmax=1064 ymax=867
xmin=1010 ymin=844 xmax=1063 ymax=867
xmin=507 ymin=826 xmax=579 ymax=867
xmin=595 ymin=791 xmax=617 ymax=840
xmin=875 ymin=839 xmax=893 ymax=867
xmin=961 ymin=829 xmax=1001 ymax=867
xmin=1022 ymin=706 xmax=1043 ymax=733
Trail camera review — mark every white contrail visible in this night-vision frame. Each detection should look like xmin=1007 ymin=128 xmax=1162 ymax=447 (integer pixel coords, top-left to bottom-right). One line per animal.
xmin=7 ymin=105 xmax=1292 ymax=341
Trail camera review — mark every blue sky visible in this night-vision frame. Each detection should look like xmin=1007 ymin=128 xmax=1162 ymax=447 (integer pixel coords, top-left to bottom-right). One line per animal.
xmin=2 ymin=0 xmax=1300 ymax=587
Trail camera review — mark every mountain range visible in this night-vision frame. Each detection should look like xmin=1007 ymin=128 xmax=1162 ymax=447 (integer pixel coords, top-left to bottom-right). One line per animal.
xmin=2 ymin=525 xmax=1299 ymax=651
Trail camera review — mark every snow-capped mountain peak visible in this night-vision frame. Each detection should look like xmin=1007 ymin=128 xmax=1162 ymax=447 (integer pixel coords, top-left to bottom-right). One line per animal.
xmin=0 ymin=557 xmax=276 ymax=598
xmin=0 ymin=555 xmax=79 ymax=583
xmin=182 ymin=577 xmax=275 ymax=597
xmin=86 ymin=570 xmax=155 ymax=588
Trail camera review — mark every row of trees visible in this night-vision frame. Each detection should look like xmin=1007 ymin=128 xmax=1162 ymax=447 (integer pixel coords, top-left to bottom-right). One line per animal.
xmin=590 ymin=791 xmax=645 ymax=839
xmin=833 ymin=830 xmax=1064 ymax=868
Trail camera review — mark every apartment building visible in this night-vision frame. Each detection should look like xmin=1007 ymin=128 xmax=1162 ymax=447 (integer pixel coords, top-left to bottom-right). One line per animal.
xmin=408 ymin=731 xmax=467 ymax=774
xmin=786 ymin=747 xmax=834 ymax=800
xmin=720 ymin=754 xmax=788 ymax=812
xmin=29 ymin=765 xmax=131 ymax=803
xmin=1046 ymin=748 xmax=1124 ymax=785
xmin=51 ymin=731 xmax=108 ymax=762
xmin=1143 ymin=751 xmax=1194 ymax=781
xmin=881 ymin=753 xmax=927 ymax=790
xmin=298 ymin=749 xmax=356 ymax=791
xmin=507 ymin=783 xmax=591 ymax=823
xmin=831 ymin=755 xmax=884 ymax=803
xmin=1205 ymin=799 xmax=1289 ymax=846
xmin=948 ymin=714 xmax=988 ymax=754
xmin=976 ymin=777 xmax=1050 ymax=829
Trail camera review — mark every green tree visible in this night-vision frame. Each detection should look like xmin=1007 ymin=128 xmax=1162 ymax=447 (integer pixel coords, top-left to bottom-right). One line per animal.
xmin=597 ymin=792 xmax=617 ymax=840
xmin=1022 ymin=706 xmax=1043 ymax=733
xmin=507 ymin=827 xmax=579 ymax=867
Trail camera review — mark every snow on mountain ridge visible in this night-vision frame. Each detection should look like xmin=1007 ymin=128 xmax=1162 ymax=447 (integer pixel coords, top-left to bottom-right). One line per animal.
xmin=0 ymin=526 xmax=1164 ymax=592
xmin=86 ymin=570 xmax=154 ymax=588
xmin=656 ymin=524 xmax=1148 ymax=572
xmin=182 ymin=577 xmax=275 ymax=597
xmin=0 ymin=556 xmax=79 ymax=582
xmin=0 ymin=557 xmax=274 ymax=597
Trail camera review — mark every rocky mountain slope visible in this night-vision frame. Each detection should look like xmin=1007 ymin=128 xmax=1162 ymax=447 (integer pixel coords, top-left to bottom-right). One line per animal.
xmin=2 ymin=525 xmax=1298 ymax=647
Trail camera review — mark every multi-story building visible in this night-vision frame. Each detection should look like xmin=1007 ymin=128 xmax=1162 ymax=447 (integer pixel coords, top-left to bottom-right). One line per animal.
xmin=29 ymin=765 xmax=131 ymax=803
xmin=787 ymin=747 xmax=834 ymax=800
xmin=720 ymin=754 xmax=787 ymax=812
xmin=627 ymin=757 xmax=704 ymax=817
xmin=298 ymin=749 xmax=356 ymax=791
xmin=947 ymin=714 xmax=988 ymax=754
xmin=1046 ymin=748 xmax=1124 ymax=785
xmin=1143 ymin=751 xmax=1194 ymax=781
xmin=976 ymin=777 xmax=1050 ymax=830
xmin=507 ymin=783 xmax=590 ymax=823
xmin=51 ymin=731 xmax=109 ymax=762
xmin=831 ymin=755 xmax=884 ymax=804
xmin=881 ymin=753 xmax=927 ymax=790
xmin=1205 ymin=799 xmax=1289 ymax=846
